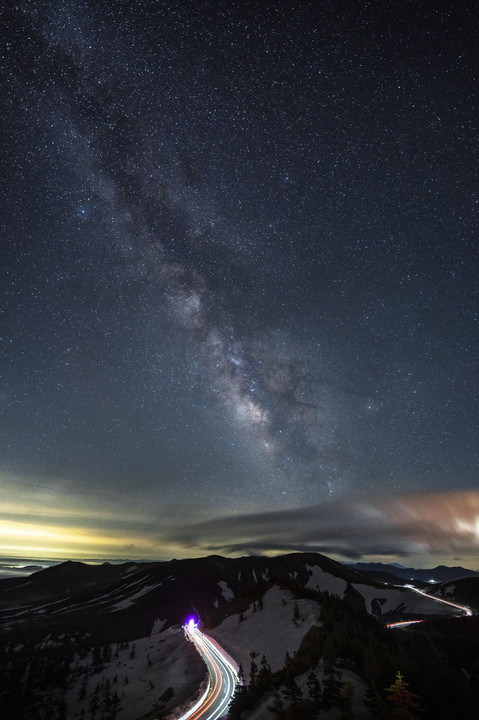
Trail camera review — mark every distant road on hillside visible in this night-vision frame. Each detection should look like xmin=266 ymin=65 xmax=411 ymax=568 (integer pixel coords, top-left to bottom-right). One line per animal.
xmin=403 ymin=584 xmax=473 ymax=616
xmin=387 ymin=584 xmax=473 ymax=627
xmin=181 ymin=621 xmax=238 ymax=720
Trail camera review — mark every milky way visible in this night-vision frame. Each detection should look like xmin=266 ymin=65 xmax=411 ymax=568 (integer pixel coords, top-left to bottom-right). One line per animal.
xmin=1 ymin=1 xmax=478 ymax=561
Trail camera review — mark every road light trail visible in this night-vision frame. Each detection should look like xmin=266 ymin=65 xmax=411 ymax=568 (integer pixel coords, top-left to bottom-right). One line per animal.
xmin=387 ymin=619 xmax=425 ymax=629
xmin=387 ymin=583 xmax=473 ymax=628
xmin=180 ymin=620 xmax=238 ymax=720
xmin=402 ymin=584 xmax=473 ymax=616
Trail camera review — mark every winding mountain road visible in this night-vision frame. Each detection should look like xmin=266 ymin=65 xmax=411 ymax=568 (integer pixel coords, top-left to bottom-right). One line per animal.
xmin=180 ymin=622 xmax=238 ymax=720
xmin=387 ymin=583 xmax=473 ymax=627
xmin=403 ymin=583 xmax=473 ymax=616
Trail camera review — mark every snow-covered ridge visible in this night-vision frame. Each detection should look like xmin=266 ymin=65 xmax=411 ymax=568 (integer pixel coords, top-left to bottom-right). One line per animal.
xmin=303 ymin=563 xmax=459 ymax=617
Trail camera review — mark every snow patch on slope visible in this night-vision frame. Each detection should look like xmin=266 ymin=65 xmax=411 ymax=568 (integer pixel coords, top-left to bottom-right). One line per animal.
xmin=150 ymin=618 xmax=166 ymax=635
xmin=121 ymin=566 xmax=137 ymax=577
xmin=209 ymin=586 xmax=319 ymax=680
xmin=352 ymin=583 xmax=458 ymax=616
xmin=218 ymin=580 xmax=234 ymax=601
xmin=305 ymin=565 xmax=347 ymax=596
xmin=66 ymin=627 xmax=205 ymax=720
xmin=110 ymin=583 xmax=159 ymax=611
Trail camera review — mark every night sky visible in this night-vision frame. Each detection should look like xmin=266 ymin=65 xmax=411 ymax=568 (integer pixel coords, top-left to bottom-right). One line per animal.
xmin=2 ymin=1 xmax=479 ymax=566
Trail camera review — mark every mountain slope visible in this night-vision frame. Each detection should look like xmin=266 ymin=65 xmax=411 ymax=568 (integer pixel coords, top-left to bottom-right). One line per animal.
xmin=0 ymin=553 xmax=461 ymax=643
xmin=350 ymin=561 xmax=479 ymax=583
xmin=429 ymin=576 xmax=479 ymax=613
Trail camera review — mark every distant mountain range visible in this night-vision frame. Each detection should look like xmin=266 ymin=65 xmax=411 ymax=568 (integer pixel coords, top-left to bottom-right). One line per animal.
xmin=0 ymin=553 xmax=468 ymax=642
xmin=349 ymin=561 xmax=479 ymax=584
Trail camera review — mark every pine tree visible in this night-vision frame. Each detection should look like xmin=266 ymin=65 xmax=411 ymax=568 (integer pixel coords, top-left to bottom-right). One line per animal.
xmin=257 ymin=654 xmax=272 ymax=691
xmin=322 ymin=656 xmax=344 ymax=709
xmin=366 ymin=681 xmax=389 ymax=719
xmin=92 ymin=646 xmax=103 ymax=670
xmin=293 ymin=601 xmax=301 ymax=624
xmin=337 ymin=680 xmax=355 ymax=719
xmin=306 ymin=670 xmax=322 ymax=705
xmin=78 ymin=671 xmax=88 ymax=700
xmin=112 ymin=691 xmax=120 ymax=711
xmin=88 ymin=684 xmax=100 ymax=720
xmin=385 ymin=671 xmax=422 ymax=719
xmin=238 ymin=663 xmax=245 ymax=684
xmin=282 ymin=677 xmax=303 ymax=707
xmin=227 ymin=686 xmax=249 ymax=720
xmin=284 ymin=651 xmax=293 ymax=669
xmin=249 ymin=651 xmax=258 ymax=686
xmin=268 ymin=691 xmax=285 ymax=719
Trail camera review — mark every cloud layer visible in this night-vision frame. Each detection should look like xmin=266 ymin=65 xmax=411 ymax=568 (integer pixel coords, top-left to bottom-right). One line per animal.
xmin=2 ymin=469 xmax=478 ymax=566
xmin=165 ymin=490 xmax=479 ymax=563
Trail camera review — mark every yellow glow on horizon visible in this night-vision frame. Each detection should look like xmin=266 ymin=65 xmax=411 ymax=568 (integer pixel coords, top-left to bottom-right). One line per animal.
xmin=1 ymin=519 xmax=125 ymax=544
xmin=0 ymin=518 xmax=156 ymax=560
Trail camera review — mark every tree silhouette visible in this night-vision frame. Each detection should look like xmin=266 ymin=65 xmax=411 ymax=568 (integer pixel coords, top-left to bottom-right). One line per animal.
xmin=337 ymin=680 xmax=355 ymax=719
xmin=385 ymin=671 xmax=422 ymax=719
xmin=282 ymin=677 xmax=303 ymax=707
xmin=293 ymin=601 xmax=301 ymax=624
xmin=322 ymin=654 xmax=344 ymax=709
xmin=306 ymin=669 xmax=322 ymax=705
xmin=237 ymin=663 xmax=244 ymax=683
xmin=249 ymin=651 xmax=258 ymax=686
xmin=268 ymin=691 xmax=285 ymax=718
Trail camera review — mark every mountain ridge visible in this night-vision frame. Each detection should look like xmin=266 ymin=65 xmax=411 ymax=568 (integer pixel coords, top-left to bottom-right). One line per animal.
xmin=350 ymin=561 xmax=479 ymax=583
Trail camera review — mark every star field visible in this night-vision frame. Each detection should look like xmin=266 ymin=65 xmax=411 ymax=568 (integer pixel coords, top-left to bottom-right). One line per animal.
xmin=1 ymin=1 xmax=478 ymax=562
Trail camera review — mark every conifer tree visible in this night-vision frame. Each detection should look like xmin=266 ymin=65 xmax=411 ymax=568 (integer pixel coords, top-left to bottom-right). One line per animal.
xmin=238 ymin=663 xmax=244 ymax=684
xmin=249 ymin=651 xmax=258 ymax=686
xmin=337 ymin=680 xmax=355 ymax=719
xmin=268 ymin=691 xmax=285 ymax=719
xmin=385 ymin=671 xmax=422 ymax=719
xmin=322 ymin=656 xmax=344 ymax=709
xmin=282 ymin=677 xmax=303 ymax=707
xmin=306 ymin=669 xmax=322 ymax=705
xmin=366 ymin=682 xmax=389 ymax=720
xmin=293 ymin=601 xmax=300 ymax=624
xmin=78 ymin=671 xmax=88 ymax=700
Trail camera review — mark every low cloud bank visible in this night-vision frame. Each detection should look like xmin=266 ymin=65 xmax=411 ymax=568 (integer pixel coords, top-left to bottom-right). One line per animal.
xmin=3 ymin=470 xmax=479 ymax=565
xmin=165 ymin=490 xmax=479 ymax=562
